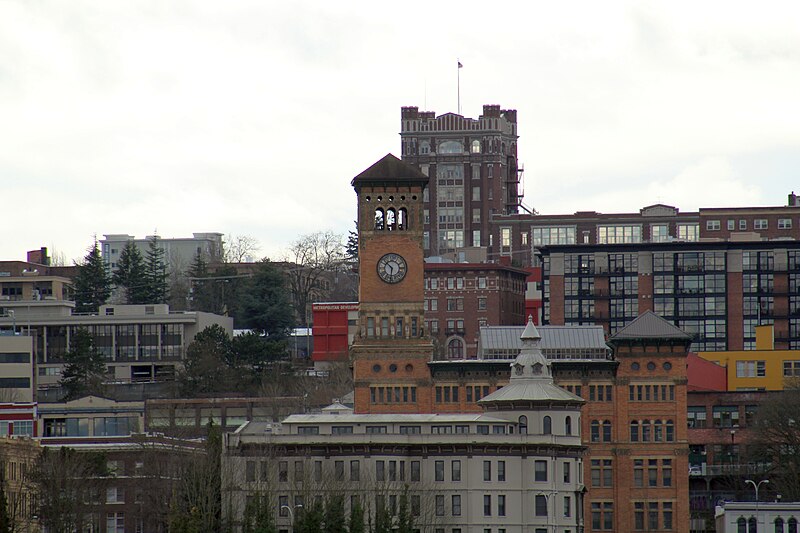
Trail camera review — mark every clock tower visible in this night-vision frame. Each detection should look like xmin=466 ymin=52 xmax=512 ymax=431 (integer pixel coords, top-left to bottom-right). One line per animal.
xmin=350 ymin=154 xmax=435 ymax=414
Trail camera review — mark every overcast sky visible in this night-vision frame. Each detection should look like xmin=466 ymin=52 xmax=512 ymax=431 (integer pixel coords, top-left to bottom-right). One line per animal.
xmin=2 ymin=1 xmax=799 ymax=263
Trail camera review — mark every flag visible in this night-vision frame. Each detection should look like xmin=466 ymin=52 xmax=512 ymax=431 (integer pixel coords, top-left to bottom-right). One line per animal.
xmin=458 ymin=61 xmax=463 ymax=68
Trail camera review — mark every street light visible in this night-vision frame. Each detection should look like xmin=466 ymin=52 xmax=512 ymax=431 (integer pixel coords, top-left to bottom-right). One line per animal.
xmin=537 ymin=491 xmax=558 ymax=533
xmin=745 ymin=479 xmax=769 ymax=531
xmin=280 ymin=504 xmax=303 ymax=529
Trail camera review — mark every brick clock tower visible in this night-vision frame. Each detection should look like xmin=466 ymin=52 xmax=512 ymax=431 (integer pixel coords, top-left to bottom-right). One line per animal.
xmin=350 ymin=154 xmax=435 ymax=414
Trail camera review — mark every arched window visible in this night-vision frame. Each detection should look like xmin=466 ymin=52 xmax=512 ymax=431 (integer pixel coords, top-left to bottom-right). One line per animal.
xmin=642 ymin=419 xmax=651 ymax=442
xmin=386 ymin=208 xmax=397 ymax=231
xmin=654 ymin=420 xmax=663 ymax=442
xmin=602 ymin=420 xmax=612 ymax=442
xmin=543 ymin=416 xmax=552 ymax=435
xmin=565 ymin=416 xmax=572 ymax=436
xmin=788 ymin=517 xmax=797 ymax=533
xmin=776 ymin=517 xmax=785 ymax=533
xmin=750 ymin=517 xmax=758 ymax=533
xmin=738 ymin=517 xmax=747 ymax=533
xmin=591 ymin=420 xmax=600 ymax=443
xmin=518 ymin=415 xmax=528 ymax=435
xmin=374 ymin=208 xmax=385 ymax=230
xmin=447 ymin=338 xmax=464 ymax=359
xmin=398 ymin=208 xmax=408 ymax=230
xmin=471 ymin=140 xmax=481 ymax=153
xmin=630 ymin=420 xmax=639 ymax=442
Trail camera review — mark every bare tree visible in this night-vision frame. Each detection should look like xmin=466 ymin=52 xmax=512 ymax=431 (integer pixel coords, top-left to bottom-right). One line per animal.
xmin=224 ymin=235 xmax=261 ymax=264
xmin=284 ymin=232 xmax=346 ymax=327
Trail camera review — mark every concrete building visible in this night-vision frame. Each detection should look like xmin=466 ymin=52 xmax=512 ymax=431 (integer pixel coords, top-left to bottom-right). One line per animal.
xmin=539 ymin=240 xmax=800 ymax=351
xmin=222 ymin=320 xmax=586 ymax=533
xmin=0 ymin=277 xmax=232 ymax=392
xmin=400 ymin=105 xmax=523 ymax=257
xmin=38 ymin=395 xmax=144 ymax=438
xmin=0 ymin=334 xmax=34 ymax=402
xmin=714 ymin=502 xmax=799 ymax=533
xmin=100 ymin=232 xmax=224 ymax=273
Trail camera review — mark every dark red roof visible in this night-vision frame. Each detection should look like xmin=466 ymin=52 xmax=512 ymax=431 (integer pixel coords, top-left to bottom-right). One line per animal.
xmin=351 ymin=154 xmax=429 ymax=188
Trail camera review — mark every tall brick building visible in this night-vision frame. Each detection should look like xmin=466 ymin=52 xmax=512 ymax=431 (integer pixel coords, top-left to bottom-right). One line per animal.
xmin=399 ymin=104 xmax=522 ymax=257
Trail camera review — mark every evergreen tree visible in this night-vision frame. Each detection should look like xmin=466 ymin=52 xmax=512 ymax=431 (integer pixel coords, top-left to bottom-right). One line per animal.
xmin=323 ymin=495 xmax=347 ymax=533
xmin=238 ymin=260 xmax=295 ymax=337
xmin=396 ymin=488 xmax=414 ymax=533
xmin=144 ymin=235 xmax=169 ymax=304
xmin=112 ymin=241 xmax=147 ymax=304
xmin=73 ymin=240 xmax=111 ymax=313
xmin=187 ymin=252 xmax=214 ymax=312
xmin=242 ymin=492 xmax=277 ymax=533
xmin=345 ymin=224 xmax=358 ymax=263
xmin=347 ymin=500 xmax=366 ymax=533
xmin=59 ymin=328 xmax=106 ymax=400
xmin=179 ymin=325 xmax=234 ymax=396
xmin=295 ymin=503 xmax=323 ymax=533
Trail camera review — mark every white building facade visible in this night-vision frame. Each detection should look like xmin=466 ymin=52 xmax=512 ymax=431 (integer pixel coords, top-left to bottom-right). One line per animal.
xmin=223 ymin=319 xmax=585 ymax=532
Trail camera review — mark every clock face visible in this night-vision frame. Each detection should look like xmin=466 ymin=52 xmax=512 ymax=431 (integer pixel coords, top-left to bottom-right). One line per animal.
xmin=377 ymin=253 xmax=408 ymax=284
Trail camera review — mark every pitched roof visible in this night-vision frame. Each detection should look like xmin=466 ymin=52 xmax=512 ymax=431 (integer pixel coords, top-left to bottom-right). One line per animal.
xmin=479 ymin=324 xmax=610 ymax=359
xmin=351 ymin=154 xmax=429 ymax=187
xmin=610 ymin=311 xmax=691 ymax=341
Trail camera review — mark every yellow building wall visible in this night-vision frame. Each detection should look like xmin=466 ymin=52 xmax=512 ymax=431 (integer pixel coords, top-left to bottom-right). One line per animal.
xmin=698 ymin=325 xmax=799 ymax=391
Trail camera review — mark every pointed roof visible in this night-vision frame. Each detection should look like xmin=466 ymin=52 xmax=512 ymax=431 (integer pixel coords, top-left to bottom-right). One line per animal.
xmin=479 ymin=317 xmax=583 ymax=405
xmin=351 ymin=154 xmax=429 ymax=188
xmin=610 ymin=311 xmax=691 ymax=341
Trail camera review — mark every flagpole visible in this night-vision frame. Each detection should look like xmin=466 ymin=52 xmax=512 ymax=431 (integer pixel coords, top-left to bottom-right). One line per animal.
xmin=457 ymin=59 xmax=462 ymax=115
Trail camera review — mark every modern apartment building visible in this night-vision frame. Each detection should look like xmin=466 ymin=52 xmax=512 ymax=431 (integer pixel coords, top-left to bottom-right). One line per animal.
xmin=540 ymin=240 xmax=800 ymax=351
xmin=400 ymin=104 xmax=522 ymax=257
xmin=100 ymin=232 xmax=224 ymax=272
xmin=222 ymin=322 xmax=586 ymax=533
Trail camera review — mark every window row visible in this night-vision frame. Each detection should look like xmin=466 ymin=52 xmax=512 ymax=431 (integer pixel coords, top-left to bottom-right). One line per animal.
xmin=369 ymin=386 xmax=418 ymax=404
xmin=634 ymin=501 xmax=674 ymax=530
xmin=629 ymin=384 xmax=675 ymax=402
xmin=630 ymin=420 xmax=676 ymax=442
xmin=365 ymin=316 xmax=421 ymax=338
xmin=633 ymin=458 xmax=673 ymax=488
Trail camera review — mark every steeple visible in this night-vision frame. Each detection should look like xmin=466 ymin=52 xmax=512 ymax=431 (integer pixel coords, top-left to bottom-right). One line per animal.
xmin=510 ymin=315 xmax=551 ymax=381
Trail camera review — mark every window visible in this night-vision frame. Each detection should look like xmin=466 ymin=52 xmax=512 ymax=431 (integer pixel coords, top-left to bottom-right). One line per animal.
xmin=591 ymin=459 xmax=613 ymax=487
xmin=739 ymin=219 xmax=747 ymax=230
xmin=350 ymin=460 xmax=360 ymax=481
xmin=501 ymin=228 xmax=512 ymax=247
xmin=651 ymin=224 xmax=669 ymax=242
xmin=452 ymin=460 xmax=461 ymax=482
xmin=411 ymin=461 xmax=420 ymax=482
xmin=376 ymin=461 xmax=385 ymax=481
xmin=754 ymin=219 xmax=768 ymax=230
xmin=335 ymin=461 xmax=344 ymax=481
xmin=452 ymin=495 xmax=461 ymax=516
xmin=563 ymin=461 xmax=571 ymax=483
xmin=677 ymin=223 xmax=700 ymax=241
xmin=564 ymin=496 xmax=571 ymax=517
xmin=435 ymin=495 xmax=444 ymax=516
xmin=498 ymin=461 xmax=505 ymax=481
xmin=706 ymin=220 xmax=721 ymax=231
xmin=535 ymin=494 xmax=548 ymax=516
xmin=532 ymin=226 xmax=576 ymax=246
xmin=106 ymin=512 xmax=125 ymax=533
xmin=483 ymin=495 xmax=491 ymax=516
xmin=591 ymin=502 xmax=614 ymax=530
xmin=543 ymin=416 xmax=552 ymax=435
xmin=736 ymin=360 xmax=766 ymax=378
xmin=435 ymin=461 xmax=444 ymax=482
xmin=779 ymin=218 xmax=793 ymax=229
xmin=713 ymin=406 xmax=740 ymax=428
xmin=472 ymin=187 xmax=481 ymax=201
xmin=688 ymin=406 xmax=707 ymax=428
xmin=598 ymin=225 xmax=642 ymax=244
xmin=498 ymin=494 xmax=506 ymax=516
xmin=278 ymin=461 xmax=288 ymax=482
xmin=483 ymin=461 xmax=491 ymax=481
xmin=534 ymin=460 xmax=547 ymax=482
